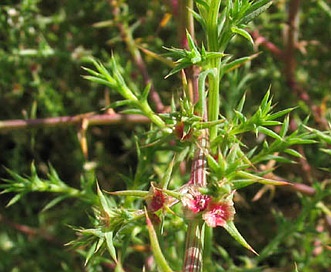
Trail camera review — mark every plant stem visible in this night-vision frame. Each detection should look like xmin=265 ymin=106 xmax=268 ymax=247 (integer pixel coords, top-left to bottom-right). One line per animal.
xmin=284 ymin=0 xmax=300 ymax=91
xmin=110 ymin=0 xmax=165 ymax=113
xmin=0 ymin=113 xmax=150 ymax=133
xmin=145 ymin=209 xmax=173 ymax=272
xmin=183 ymin=130 xmax=208 ymax=272
xmin=206 ymin=1 xmax=222 ymax=149
xmin=183 ymin=219 xmax=205 ymax=271
xmin=178 ymin=0 xmax=199 ymax=103
xmin=181 ymin=1 xmax=208 ymax=271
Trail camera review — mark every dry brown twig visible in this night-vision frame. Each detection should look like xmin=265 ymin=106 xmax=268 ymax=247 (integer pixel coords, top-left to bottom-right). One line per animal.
xmin=0 ymin=112 xmax=150 ymax=133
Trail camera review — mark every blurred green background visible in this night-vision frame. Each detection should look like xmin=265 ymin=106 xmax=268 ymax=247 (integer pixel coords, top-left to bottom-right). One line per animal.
xmin=0 ymin=1 xmax=330 ymax=271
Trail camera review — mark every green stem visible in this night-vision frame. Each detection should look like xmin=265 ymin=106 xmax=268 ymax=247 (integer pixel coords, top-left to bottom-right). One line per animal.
xmin=206 ymin=1 xmax=221 ymax=53
xmin=207 ymin=69 xmax=221 ymax=145
xmin=206 ymin=1 xmax=222 ymax=150
xmin=139 ymin=100 xmax=170 ymax=131
xmin=145 ymin=209 xmax=173 ymax=272
xmin=110 ymin=0 xmax=165 ymax=112
xmin=113 ymin=67 xmax=169 ymax=131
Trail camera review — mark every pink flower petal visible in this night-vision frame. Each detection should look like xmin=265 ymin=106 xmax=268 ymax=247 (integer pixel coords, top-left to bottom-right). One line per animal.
xmin=182 ymin=188 xmax=211 ymax=214
xmin=203 ymin=201 xmax=235 ymax=228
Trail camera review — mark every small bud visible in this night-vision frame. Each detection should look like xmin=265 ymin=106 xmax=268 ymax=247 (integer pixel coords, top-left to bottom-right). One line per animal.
xmin=174 ymin=121 xmax=193 ymax=141
xmin=146 ymin=183 xmax=167 ymax=212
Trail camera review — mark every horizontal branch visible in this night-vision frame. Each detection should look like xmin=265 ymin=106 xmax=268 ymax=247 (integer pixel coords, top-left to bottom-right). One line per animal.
xmin=0 ymin=113 xmax=150 ymax=133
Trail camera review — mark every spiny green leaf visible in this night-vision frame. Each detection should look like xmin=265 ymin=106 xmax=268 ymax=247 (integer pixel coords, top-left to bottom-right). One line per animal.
xmin=80 ymin=228 xmax=104 ymax=238
xmin=284 ymin=148 xmax=303 ymax=158
xmin=232 ymin=179 xmax=255 ymax=190
xmin=287 ymin=137 xmax=317 ymax=145
xmin=107 ymin=190 xmax=149 ymax=197
xmin=304 ymin=126 xmax=331 ymax=144
xmin=237 ymin=171 xmax=289 ymax=186
xmin=191 ymin=8 xmax=206 ymax=30
xmin=119 ymin=108 xmax=144 ymax=115
xmin=222 ymin=53 xmax=260 ymax=74
xmin=320 ymin=148 xmax=331 ymax=156
xmin=160 ymin=156 xmax=175 ymax=189
xmin=138 ymin=45 xmax=175 ymax=68
xmin=268 ymin=108 xmax=294 ymax=120
xmin=96 ymin=183 xmax=114 ymax=217
xmin=88 ymin=58 xmax=113 ymax=83
xmin=95 ymin=236 xmax=105 ymax=253
xmin=206 ymin=153 xmax=222 ymax=175
xmin=105 ymin=231 xmax=117 ymax=262
xmin=241 ymin=0 xmax=273 ymax=24
xmin=82 ymin=66 xmax=103 ymax=78
xmin=5 ymin=194 xmax=22 ymax=207
xmin=226 ymin=143 xmax=241 ymax=165
xmin=47 ymin=164 xmax=63 ymax=184
xmin=85 ymin=241 xmax=98 ymax=266
xmin=260 ymin=90 xmax=271 ymax=109
xmin=82 ymin=75 xmax=114 ymax=88
xmin=110 ymin=100 xmax=137 ymax=109
xmin=236 ymin=93 xmax=246 ymax=113
xmin=261 ymin=120 xmax=282 ymax=126
xmin=186 ymin=31 xmax=201 ymax=63
xmin=140 ymin=83 xmax=152 ymax=103
xmin=224 ymin=221 xmax=258 ymax=255
xmin=165 ymin=61 xmax=192 ymax=78
xmin=252 ymin=153 xmax=294 ymax=164
xmin=257 ymin=126 xmax=282 ymax=141
xmin=2 ymin=167 xmax=28 ymax=186
xmin=195 ymin=0 xmax=209 ymax=10
xmin=42 ymin=195 xmax=68 ymax=212
xmin=279 ymin=115 xmax=290 ymax=138
xmin=231 ymin=26 xmax=254 ymax=44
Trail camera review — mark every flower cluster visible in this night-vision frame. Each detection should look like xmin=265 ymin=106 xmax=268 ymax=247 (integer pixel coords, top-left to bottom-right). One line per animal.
xmin=182 ymin=187 xmax=235 ymax=228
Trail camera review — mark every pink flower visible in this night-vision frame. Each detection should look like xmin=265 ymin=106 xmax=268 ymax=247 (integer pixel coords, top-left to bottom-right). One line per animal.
xmin=202 ymin=200 xmax=235 ymax=228
xmin=182 ymin=186 xmax=211 ymax=214
xmin=182 ymin=186 xmax=236 ymax=227
xmin=185 ymin=193 xmax=211 ymax=213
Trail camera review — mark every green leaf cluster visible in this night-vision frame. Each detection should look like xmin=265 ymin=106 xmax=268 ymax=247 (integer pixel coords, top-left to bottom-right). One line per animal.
xmin=83 ymin=57 xmax=169 ymax=130
xmin=0 ymin=0 xmax=330 ymax=271
xmin=1 ymin=164 xmax=89 ymax=209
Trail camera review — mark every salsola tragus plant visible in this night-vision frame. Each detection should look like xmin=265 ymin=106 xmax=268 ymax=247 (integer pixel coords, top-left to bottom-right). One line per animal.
xmin=67 ymin=0 xmax=317 ymax=270
xmin=1 ymin=0 xmax=331 ymax=271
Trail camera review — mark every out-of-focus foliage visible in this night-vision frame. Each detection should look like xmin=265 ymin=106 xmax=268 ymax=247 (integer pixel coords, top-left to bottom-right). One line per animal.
xmin=0 ymin=0 xmax=330 ymax=271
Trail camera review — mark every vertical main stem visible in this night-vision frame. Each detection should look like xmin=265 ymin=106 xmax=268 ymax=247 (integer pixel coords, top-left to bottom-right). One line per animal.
xmin=183 ymin=219 xmax=205 ymax=271
xmin=183 ymin=129 xmax=208 ymax=271
xmin=181 ymin=1 xmax=209 ymax=271
xmin=183 ymin=3 xmax=223 ymax=269
xmin=206 ymin=1 xmax=222 ymax=151
xmin=207 ymin=70 xmax=220 ymax=148
xmin=182 ymin=0 xmax=222 ymax=270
